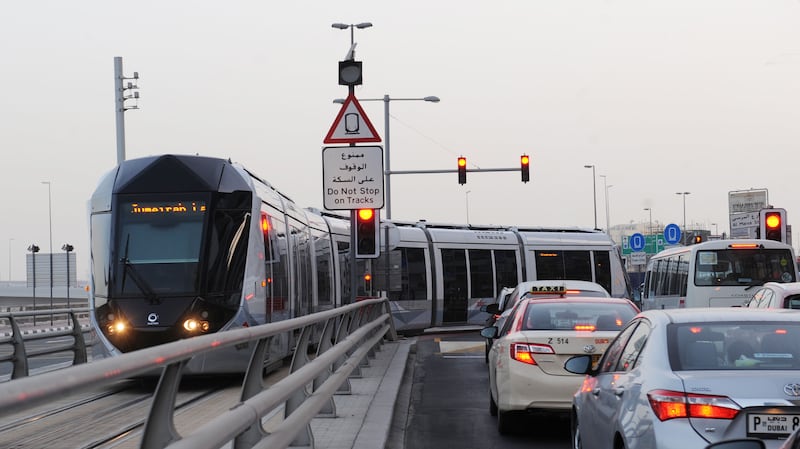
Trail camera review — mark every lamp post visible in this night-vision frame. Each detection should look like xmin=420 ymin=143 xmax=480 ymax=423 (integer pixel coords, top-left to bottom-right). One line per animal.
xmin=7 ymin=238 xmax=13 ymax=285
xmin=28 ymin=244 xmax=39 ymax=325
xmin=712 ymin=222 xmax=718 ymax=236
xmin=62 ymin=244 xmax=73 ymax=307
xmin=331 ymin=22 xmax=373 ymax=49
xmin=465 ymin=190 xmax=472 ymax=224
xmin=676 ymin=192 xmax=691 ymax=231
xmin=600 ymin=175 xmax=613 ymax=233
xmin=644 ymin=208 xmax=652 ymax=235
xmin=584 ymin=165 xmax=597 ymax=229
xmin=333 ymin=95 xmax=440 ymax=219
xmin=42 ymin=181 xmax=53 ymax=324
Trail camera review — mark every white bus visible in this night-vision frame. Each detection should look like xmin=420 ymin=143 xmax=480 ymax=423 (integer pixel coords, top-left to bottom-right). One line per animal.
xmin=641 ymin=239 xmax=798 ymax=310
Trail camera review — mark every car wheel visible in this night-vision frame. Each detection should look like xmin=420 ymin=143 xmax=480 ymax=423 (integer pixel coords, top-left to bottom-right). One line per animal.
xmin=571 ymin=412 xmax=582 ymax=449
xmin=497 ymin=409 xmax=516 ymax=434
xmin=489 ymin=389 xmax=498 ymax=416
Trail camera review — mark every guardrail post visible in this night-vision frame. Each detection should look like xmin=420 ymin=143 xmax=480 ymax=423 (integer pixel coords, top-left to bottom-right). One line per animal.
xmin=236 ymin=336 xmax=272 ymax=448
xmin=9 ymin=316 xmax=29 ymax=379
xmin=287 ymin=325 xmax=314 ymax=448
xmin=313 ymin=316 xmax=338 ymax=417
xmin=140 ymin=361 xmax=187 ymax=449
xmin=69 ymin=311 xmax=88 ymax=365
xmin=334 ymin=314 xmax=352 ymax=394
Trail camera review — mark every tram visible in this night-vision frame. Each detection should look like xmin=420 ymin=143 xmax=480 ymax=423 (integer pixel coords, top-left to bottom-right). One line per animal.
xmin=87 ymin=154 xmax=632 ymax=373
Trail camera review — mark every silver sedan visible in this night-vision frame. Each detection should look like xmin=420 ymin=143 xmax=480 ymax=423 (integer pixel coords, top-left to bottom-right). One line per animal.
xmin=565 ymin=308 xmax=800 ymax=449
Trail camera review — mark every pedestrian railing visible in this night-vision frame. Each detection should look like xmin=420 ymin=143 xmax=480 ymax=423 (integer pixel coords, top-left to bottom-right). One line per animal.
xmin=0 ymin=297 xmax=396 ymax=449
xmin=0 ymin=307 xmax=92 ymax=380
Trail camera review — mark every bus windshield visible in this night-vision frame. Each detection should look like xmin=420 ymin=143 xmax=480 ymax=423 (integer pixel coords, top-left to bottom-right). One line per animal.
xmin=694 ymin=248 xmax=796 ymax=286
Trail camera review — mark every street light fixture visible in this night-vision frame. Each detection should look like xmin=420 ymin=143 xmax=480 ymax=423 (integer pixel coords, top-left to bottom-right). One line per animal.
xmin=676 ymin=192 xmax=691 ymax=231
xmin=62 ymin=244 xmax=73 ymax=306
xmin=42 ymin=181 xmax=53 ymax=322
xmin=600 ymin=175 xmax=613 ymax=233
xmin=331 ymin=22 xmax=373 ymax=47
xmin=584 ymin=165 xmax=597 ymax=229
xmin=7 ymin=238 xmax=13 ymax=285
xmin=28 ymin=244 xmax=39 ymax=325
xmin=333 ymin=95 xmax=440 ymax=219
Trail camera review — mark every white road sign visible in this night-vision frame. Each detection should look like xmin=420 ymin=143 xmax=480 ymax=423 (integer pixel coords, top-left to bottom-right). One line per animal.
xmin=322 ymin=146 xmax=384 ymax=210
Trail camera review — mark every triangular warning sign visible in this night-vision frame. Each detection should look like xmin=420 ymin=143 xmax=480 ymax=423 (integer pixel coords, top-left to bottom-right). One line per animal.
xmin=324 ymin=94 xmax=382 ymax=144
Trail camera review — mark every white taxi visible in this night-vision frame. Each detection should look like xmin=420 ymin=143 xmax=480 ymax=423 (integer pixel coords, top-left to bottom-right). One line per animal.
xmin=481 ymin=293 xmax=638 ymax=434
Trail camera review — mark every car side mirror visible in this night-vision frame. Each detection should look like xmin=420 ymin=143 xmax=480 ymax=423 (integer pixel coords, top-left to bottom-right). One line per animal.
xmin=564 ymin=355 xmax=593 ymax=375
xmin=480 ymin=326 xmax=498 ymax=339
xmin=481 ymin=303 xmax=500 ymax=315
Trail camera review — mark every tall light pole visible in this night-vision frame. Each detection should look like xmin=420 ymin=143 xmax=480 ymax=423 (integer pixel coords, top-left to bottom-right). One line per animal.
xmin=7 ymin=238 xmax=13 ymax=284
xmin=600 ymin=175 xmax=613 ymax=233
xmin=465 ymin=190 xmax=472 ymax=224
xmin=712 ymin=222 xmax=718 ymax=236
xmin=333 ymin=95 xmax=440 ymax=219
xmin=114 ymin=57 xmax=140 ymax=165
xmin=62 ymin=244 xmax=73 ymax=306
xmin=584 ymin=165 xmax=597 ymax=229
xmin=331 ymin=22 xmax=373 ymax=49
xmin=42 ymin=181 xmax=53 ymax=305
xmin=644 ymin=208 xmax=652 ymax=235
xmin=676 ymin=191 xmax=691 ymax=231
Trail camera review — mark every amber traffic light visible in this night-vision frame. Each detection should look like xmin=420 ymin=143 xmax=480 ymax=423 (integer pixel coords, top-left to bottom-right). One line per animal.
xmin=521 ymin=154 xmax=530 ymax=183
xmin=457 ymin=156 xmax=467 ymax=184
xmin=355 ymin=208 xmax=379 ymax=258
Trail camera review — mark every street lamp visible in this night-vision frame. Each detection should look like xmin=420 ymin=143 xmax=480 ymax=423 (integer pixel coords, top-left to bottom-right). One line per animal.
xmin=42 ymin=181 xmax=53 ymax=320
xmin=584 ymin=165 xmax=597 ymax=229
xmin=62 ymin=244 xmax=73 ymax=306
xmin=676 ymin=192 xmax=691 ymax=231
xmin=7 ymin=238 xmax=13 ymax=285
xmin=28 ymin=244 xmax=39 ymax=325
xmin=465 ymin=190 xmax=472 ymax=224
xmin=331 ymin=22 xmax=373 ymax=45
xmin=333 ymin=95 xmax=440 ymax=219
xmin=600 ymin=175 xmax=613 ymax=233
xmin=644 ymin=208 xmax=652 ymax=235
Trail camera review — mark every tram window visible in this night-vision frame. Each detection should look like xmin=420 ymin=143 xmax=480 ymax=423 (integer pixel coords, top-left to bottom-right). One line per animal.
xmin=91 ymin=213 xmax=111 ymax=299
xmin=495 ymin=250 xmax=518 ymax=294
xmin=313 ymin=230 xmax=333 ymax=306
xmin=469 ymin=249 xmax=493 ymax=298
xmin=535 ymin=250 xmax=592 ymax=282
xmin=594 ymin=251 xmax=612 ymax=295
xmin=390 ymin=248 xmax=427 ymax=301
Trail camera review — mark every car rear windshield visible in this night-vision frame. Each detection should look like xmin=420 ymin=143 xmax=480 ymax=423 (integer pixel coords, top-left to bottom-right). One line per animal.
xmin=521 ymin=302 xmax=636 ymax=331
xmin=668 ymin=322 xmax=800 ymax=370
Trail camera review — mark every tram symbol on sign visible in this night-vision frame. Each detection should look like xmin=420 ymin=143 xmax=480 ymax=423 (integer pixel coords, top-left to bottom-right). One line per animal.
xmin=345 ymin=113 xmax=360 ymax=134
xmin=629 ymin=233 xmax=646 ymax=252
xmin=663 ymin=224 xmax=682 ymax=245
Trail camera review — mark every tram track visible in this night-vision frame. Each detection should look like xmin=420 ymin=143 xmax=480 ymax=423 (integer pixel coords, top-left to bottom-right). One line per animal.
xmin=0 ymin=377 xmax=241 ymax=449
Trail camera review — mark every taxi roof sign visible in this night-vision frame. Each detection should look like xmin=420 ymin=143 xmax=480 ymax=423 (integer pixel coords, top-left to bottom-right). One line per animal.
xmin=528 ymin=285 xmax=567 ymax=295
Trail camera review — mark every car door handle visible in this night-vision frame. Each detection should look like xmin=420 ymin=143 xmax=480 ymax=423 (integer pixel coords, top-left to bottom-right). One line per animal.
xmin=612 ymin=388 xmax=625 ymax=397
xmin=592 ymin=388 xmax=601 ymax=396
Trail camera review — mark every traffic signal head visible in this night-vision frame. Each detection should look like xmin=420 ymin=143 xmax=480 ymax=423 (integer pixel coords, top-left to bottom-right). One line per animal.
xmin=355 ymin=208 xmax=379 ymax=258
xmin=760 ymin=208 xmax=787 ymax=243
xmin=520 ymin=154 xmax=530 ymax=183
xmin=457 ymin=156 xmax=467 ymax=184
xmin=693 ymin=234 xmax=703 ymax=244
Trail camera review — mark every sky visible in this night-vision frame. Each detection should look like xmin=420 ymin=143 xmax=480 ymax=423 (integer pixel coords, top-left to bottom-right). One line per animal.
xmin=2 ymin=0 xmax=800 ymax=282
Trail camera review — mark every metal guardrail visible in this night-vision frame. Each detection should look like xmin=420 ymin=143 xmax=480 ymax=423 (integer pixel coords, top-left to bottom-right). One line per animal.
xmin=0 ymin=307 xmax=92 ymax=380
xmin=0 ymin=297 xmax=397 ymax=449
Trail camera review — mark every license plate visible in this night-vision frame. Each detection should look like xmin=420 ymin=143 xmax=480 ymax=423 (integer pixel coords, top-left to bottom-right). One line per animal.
xmin=747 ymin=413 xmax=800 ymax=438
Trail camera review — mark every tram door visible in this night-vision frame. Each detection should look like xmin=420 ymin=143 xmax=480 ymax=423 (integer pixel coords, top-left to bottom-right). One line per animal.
xmin=441 ymin=249 xmax=468 ymax=323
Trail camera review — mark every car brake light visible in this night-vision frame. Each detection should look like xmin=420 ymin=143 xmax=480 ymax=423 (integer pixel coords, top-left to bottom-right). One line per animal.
xmin=574 ymin=324 xmax=596 ymax=331
xmin=647 ymin=389 xmax=739 ymax=421
xmin=510 ymin=342 xmax=554 ymax=365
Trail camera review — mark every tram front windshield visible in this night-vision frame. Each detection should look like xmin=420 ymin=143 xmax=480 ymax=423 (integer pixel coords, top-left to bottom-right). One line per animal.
xmin=113 ymin=198 xmax=207 ymax=296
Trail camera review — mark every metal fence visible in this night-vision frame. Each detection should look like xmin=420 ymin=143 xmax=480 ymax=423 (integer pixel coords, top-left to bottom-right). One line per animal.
xmin=0 ymin=297 xmax=396 ymax=449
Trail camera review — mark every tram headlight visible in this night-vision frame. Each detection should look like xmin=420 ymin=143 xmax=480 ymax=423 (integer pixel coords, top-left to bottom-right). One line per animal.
xmin=107 ymin=320 xmax=128 ymax=335
xmin=183 ymin=318 xmax=210 ymax=333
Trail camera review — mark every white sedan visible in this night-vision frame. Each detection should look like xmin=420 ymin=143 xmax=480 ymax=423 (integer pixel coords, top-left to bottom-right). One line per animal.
xmin=481 ymin=295 xmax=638 ymax=434
xmin=566 ymin=308 xmax=800 ymax=449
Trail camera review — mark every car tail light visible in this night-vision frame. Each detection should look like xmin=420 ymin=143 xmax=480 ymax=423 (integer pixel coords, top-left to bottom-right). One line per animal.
xmin=647 ymin=389 xmax=739 ymax=421
xmin=510 ymin=342 xmax=554 ymax=365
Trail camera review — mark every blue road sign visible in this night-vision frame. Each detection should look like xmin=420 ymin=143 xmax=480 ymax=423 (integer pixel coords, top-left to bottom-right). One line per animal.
xmin=630 ymin=233 xmax=646 ymax=252
xmin=664 ymin=224 xmax=682 ymax=245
